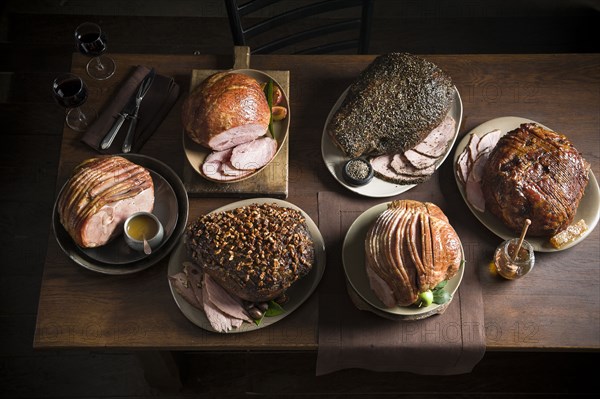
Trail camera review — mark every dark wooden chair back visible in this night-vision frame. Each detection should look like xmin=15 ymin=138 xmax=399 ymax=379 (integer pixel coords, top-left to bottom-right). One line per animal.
xmin=224 ymin=0 xmax=373 ymax=54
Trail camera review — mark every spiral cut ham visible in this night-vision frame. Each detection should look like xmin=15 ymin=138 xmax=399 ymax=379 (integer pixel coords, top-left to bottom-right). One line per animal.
xmin=57 ymin=156 xmax=154 ymax=248
xmin=482 ymin=123 xmax=590 ymax=236
xmin=365 ymin=200 xmax=462 ymax=307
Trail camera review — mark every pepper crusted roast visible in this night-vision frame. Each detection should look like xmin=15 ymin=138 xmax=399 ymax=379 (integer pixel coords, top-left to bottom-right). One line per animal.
xmin=57 ymin=156 xmax=154 ymax=248
xmin=327 ymin=53 xmax=455 ymax=158
xmin=185 ymin=203 xmax=314 ymax=303
xmin=482 ymin=123 xmax=590 ymax=237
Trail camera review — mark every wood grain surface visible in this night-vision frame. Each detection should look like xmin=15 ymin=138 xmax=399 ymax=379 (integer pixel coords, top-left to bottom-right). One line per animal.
xmin=34 ymin=53 xmax=600 ymax=352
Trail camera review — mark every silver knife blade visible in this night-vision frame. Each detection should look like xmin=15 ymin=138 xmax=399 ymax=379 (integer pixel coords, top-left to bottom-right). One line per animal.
xmin=122 ymin=69 xmax=156 ymax=153
xmin=99 ymin=94 xmax=138 ymax=150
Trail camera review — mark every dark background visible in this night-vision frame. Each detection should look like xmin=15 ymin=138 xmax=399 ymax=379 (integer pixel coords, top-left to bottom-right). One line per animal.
xmin=1 ymin=0 xmax=599 ymax=397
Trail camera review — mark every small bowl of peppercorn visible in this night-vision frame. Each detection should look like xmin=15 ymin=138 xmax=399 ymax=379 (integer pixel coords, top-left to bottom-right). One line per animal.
xmin=343 ymin=157 xmax=374 ymax=186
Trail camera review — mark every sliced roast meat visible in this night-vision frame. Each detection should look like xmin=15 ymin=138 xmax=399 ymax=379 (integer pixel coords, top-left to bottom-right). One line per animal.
xmin=230 ymin=137 xmax=277 ymax=170
xmin=391 ymin=154 xmax=436 ymax=177
xmin=412 ymin=115 xmax=456 ymax=158
xmin=169 ymin=272 xmax=202 ymax=309
xmin=204 ymin=275 xmax=251 ymax=322
xmin=204 ymin=148 xmax=233 ymax=164
xmin=370 ymin=154 xmax=435 ymax=185
xmin=455 ymin=129 xmax=503 ymax=212
xmin=404 ymin=149 xmax=438 ymax=170
xmin=477 ymin=129 xmax=502 ymax=153
xmin=201 ymin=279 xmax=243 ymax=332
xmin=208 ymin=124 xmax=268 ymax=152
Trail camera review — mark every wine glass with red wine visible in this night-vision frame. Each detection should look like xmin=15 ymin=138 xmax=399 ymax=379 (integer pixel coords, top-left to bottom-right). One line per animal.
xmin=52 ymin=73 xmax=97 ymax=132
xmin=75 ymin=22 xmax=116 ymax=80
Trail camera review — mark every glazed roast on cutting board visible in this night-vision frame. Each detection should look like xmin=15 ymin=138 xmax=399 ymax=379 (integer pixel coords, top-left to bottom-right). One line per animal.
xmin=185 ymin=203 xmax=314 ymax=303
xmin=481 ymin=123 xmax=590 ymax=237
xmin=57 ymin=156 xmax=154 ymax=248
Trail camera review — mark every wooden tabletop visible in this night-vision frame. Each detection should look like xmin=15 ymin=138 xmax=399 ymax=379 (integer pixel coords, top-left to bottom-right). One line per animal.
xmin=34 ymin=53 xmax=600 ymax=351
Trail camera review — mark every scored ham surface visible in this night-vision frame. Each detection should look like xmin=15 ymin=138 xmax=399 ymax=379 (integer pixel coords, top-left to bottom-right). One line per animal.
xmin=365 ymin=200 xmax=462 ymax=307
xmin=182 ymin=72 xmax=270 ymax=151
xmin=482 ymin=123 xmax=590 ymax=236
xmin=57 ymin=156 xmax=154 ymax=248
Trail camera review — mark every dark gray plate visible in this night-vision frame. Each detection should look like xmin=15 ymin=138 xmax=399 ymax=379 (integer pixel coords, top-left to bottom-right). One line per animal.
xmin=52 ymin=154 xmax=189 ymax=275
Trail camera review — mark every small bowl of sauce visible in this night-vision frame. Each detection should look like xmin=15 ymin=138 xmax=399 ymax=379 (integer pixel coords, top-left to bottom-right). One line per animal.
xmin=123 ymin=212 xmax=164 ymax=253
xmin=343 ymin=157 xmax=374 ymax=186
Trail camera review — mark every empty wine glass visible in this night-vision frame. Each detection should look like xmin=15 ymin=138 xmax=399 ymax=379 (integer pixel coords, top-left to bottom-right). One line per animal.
xmin=52 ymin=73 xmax=97 ymax=132
xmin=75 ymin=22 xmax=116 ymax=80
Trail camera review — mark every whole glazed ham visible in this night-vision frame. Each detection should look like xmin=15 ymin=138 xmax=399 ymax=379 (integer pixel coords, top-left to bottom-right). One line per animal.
xmin=482 ymin=123 xmax=590 ymax=236
xmin=182 ymin=72 xmax=270 ymax=151
xmin=57 ymin=156 xmax=154 ymax=248
xmin=365 ymin=200 xmax=462 ymax=307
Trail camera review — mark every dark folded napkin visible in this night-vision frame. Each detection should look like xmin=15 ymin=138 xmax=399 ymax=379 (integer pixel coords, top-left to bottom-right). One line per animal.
xmin=82 ymin=65 xmax=180 ymax=153
xmin=316 ymin=191 xmax=485 ymax=376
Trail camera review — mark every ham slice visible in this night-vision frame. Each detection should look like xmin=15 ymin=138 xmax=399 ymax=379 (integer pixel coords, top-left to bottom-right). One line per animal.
xmin=200 ymin=136 xmax=277 ymax=182
xmin=204 ymin=275 xmax=251 ymax=322
xmin=412 ymin=115 xmax=456 ymax=158
xmin=404 ymin=149 xmax=438 ymax=170
xmin=370 ymin=154 xmax=435 ymax=185
xmin=230 ymin=137 xmax=277 ymax=170
xmin=455 ymin=129 xmax=503 ymax=212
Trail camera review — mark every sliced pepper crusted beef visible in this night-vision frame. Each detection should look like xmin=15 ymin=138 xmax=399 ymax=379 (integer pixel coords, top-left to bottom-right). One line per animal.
xmin=328 ymin=53 xmax=455 ymax=158
xmin=185 ymin=203 xmax=314 ymax=303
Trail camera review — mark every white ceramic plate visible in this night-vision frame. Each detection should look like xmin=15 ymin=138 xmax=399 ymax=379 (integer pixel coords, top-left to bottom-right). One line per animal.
xmin=183 ymin=69 xmax=290 ymax=183
xmin=342 ymin=202 xmax=465 ymax=317
xmin=321 ymin=86 xmax=463 ymax=198
xmin=167 ymin=198 xmax=326 ymax=333
xmin=52 ymin=154 xmax=189 ymax=274
xmin=453 ymin=116 xmax=600 ymax=252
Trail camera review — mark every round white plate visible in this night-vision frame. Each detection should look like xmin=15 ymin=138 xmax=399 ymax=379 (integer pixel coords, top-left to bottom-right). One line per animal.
xmin=52 ymin=154 xmax=189 ymax=274
xmin=342 ymin=202 xmax=465 ymax=317
xmin=182 ymin=69 xmax=290 ymax=183
xmin=321 ymin=86 xmax=463 ymax=198
xmin=168 ymin=198 xmax=326 ymax=333
xmin=453 ymin=116 xmax=600 ymax=252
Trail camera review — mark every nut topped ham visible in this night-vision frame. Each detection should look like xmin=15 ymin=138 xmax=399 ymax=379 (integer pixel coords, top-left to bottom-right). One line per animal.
xmin=185 ymin=203 xmax=314 ymax=303
xmin=365 ymin=200 xmax=462 ymax=307
xmin=57 ymin=156 xmax=154 ymax=248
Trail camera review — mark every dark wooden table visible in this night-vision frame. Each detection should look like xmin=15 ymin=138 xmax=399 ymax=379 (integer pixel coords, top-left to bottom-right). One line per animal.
xmin=33 ymin=53 xmax=600 ymax=385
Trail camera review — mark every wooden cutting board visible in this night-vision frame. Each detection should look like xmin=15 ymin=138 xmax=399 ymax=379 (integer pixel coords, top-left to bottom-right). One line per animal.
xmin=182 ymin=47 xmax=289 ymax=198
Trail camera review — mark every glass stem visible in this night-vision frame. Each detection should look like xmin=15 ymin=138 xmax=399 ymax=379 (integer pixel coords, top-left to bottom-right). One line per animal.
xmin=95 ymin=57 xmax=105 ymax=72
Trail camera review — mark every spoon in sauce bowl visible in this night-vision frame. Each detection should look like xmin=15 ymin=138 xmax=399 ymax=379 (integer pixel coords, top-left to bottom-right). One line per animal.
xmin=142 ymin=235 xmax=152 ymax=255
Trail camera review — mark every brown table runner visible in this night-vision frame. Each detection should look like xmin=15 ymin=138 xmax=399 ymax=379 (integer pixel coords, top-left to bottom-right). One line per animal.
xmin=316 ymin=191 xmax=485 ymax=375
